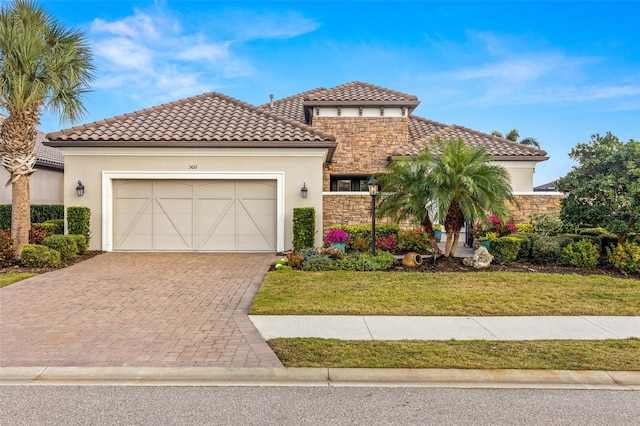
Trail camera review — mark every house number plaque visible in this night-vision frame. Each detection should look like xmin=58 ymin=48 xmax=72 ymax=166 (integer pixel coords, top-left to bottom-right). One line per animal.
xmin=189 ymin=165 xmax=198 ymax=169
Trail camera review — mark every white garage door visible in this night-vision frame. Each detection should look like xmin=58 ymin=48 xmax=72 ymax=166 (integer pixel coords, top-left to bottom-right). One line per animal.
xmin=113 ymin=180 xmax=277 ymax=251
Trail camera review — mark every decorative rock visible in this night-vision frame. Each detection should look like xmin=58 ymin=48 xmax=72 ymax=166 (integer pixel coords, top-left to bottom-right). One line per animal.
xmin=463 ymin=246 xmax=494 ymax=269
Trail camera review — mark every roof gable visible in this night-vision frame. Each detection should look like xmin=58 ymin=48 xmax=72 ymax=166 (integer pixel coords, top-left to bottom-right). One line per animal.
xmin=303 ymin=81 xmax=419 ymax=105
xmin=46 ymin=92 xmax=336 ymax=145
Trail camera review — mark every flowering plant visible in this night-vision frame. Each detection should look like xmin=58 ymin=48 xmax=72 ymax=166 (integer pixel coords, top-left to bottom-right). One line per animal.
xmin=325 ymin=229 xmax=349 ymax=244
xmin=487 ymin=215 xmax=517 ymax=236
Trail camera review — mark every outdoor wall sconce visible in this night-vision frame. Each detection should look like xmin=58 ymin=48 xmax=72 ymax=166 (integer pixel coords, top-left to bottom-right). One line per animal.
xmin=76 ymin=180 xmax=85 ymax=197
xmin=301 ymin=183 xmax=308 ymax=198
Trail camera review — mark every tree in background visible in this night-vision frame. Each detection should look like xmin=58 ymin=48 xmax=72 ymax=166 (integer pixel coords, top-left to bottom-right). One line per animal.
xmin=0 ymin=0 xmax=94 ymax=255
xmin=491 ymin=129 xmax=541 ymax=149
xmin=556 ymin=133 xmax=639 ymax=243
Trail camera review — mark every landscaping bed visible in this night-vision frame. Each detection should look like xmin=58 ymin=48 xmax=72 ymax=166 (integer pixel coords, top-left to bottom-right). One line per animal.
xmin=0 ymin=250 xmax=103 ymax=275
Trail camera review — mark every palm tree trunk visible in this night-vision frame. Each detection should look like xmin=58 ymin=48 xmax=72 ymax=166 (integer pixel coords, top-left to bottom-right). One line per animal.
xmin=421 ymin=214 xmax=442 ymax=255
xmin=11 ymin=176 xmax=30 ymax=257
xmin=450 ymin=229 xmax=461 ymax=256
xmin=444 ymin=232 xmax=455 ymax=256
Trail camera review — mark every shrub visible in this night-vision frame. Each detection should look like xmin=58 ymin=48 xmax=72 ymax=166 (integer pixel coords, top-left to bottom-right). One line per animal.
xmin=515 ymin=233 xmax=539 ymax=261
xmin=43 ymin=219 xmax=65 ymax=235
xmin=397 ymin=229 xmax=432 ymax=253
xmin=561 ymin=239 xmax=600 ymax=269
xmin=0 ymin=204 xmax=64 ymax=229
xmin=20 ymin=244 xmax=61 ymax=268
xmin=317 ymin=246 xmax=345 ymax=260
xmin=606 ymin=243 xmax=640 ymax=275
xmin=532 ymin=236 xmax=566 ymax=264
xmin=331 ymin=224 xmax=399 ymax=252
xmin=531 ymin=213 xmax=564 ymax=236
xmin=490 ymin=236 xmax=522 ymax=264
xmin=42 ymin=235 xmax=78 ymax=260
xmin=0 ymin=229 xmax=14 ymax=267
xmin=292 ymin=207 xmax=315 ymax=250
xmin=579 ymin=227 xmax=618 ymax=252
xmin=29 ymin=224 xmax=48 ymax=245
xmin=285 ymin=251 xmax=305 ymax=269
xmin=302 ymin=255 xmax=339 ymax=271
xmin=515 ymin=223 xmax=534 ymax=233
xmin=68 ymin=234 xmax=88 ymax=255
xmin=339 ymin=251 xmax=396 ymax=271
xmin=67 ymin=206 xmax=91 ymax=245
xmin=376 ymin=234 xmax=398 ymax=252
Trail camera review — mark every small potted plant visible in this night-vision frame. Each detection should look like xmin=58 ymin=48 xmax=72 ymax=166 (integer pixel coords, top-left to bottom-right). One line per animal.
xmin=325 ymin=229 xmax=349 ymax=252
xmin=479 ymin=232 xmax=498 ymax=251
xmin=432 ymin=224 xmax=443 ymax=243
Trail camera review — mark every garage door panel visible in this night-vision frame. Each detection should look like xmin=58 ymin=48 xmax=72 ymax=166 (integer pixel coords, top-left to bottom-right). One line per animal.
xmin=114 ymin=179 xmax=276 ymax=251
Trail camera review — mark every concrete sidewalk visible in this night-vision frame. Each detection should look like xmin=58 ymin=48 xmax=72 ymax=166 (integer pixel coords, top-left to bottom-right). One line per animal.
xmin=249 ymin=315 xmax=640 ymax=341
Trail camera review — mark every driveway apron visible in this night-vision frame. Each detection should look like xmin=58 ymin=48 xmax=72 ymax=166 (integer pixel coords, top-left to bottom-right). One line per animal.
xmin=0 ymin=253 xmax=282 ymax=368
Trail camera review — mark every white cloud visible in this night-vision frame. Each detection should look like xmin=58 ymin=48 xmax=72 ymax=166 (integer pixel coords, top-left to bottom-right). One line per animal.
xmin=87 ymin=6 xmax=318 ymax=109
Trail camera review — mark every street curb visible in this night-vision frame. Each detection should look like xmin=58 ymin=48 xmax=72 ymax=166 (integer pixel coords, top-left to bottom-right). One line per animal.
xmin=1 ymin=367 xmax=639 ymax=389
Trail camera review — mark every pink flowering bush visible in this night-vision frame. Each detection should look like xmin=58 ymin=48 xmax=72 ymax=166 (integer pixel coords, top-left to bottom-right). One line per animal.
xmin=325 ymin=229 xmax=349 ymax=244
xmin=487 ymin=215 xmax=517 ymax=236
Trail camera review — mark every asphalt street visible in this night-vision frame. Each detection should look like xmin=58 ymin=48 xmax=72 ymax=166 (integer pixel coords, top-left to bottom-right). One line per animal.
xmin=1 ymin=386 xmax=639 ymax=425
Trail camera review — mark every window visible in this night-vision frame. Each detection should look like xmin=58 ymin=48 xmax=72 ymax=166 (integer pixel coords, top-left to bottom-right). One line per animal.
xmin=330 ymin=175 xmax=371 ymax=192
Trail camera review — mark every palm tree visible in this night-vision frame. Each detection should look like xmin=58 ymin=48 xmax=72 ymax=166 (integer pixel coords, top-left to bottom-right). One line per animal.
xmin=519 ymin=137 xmax=541 ymax=149
xmin=0 ymin=0 xmax=94 ymax=255
xmin=377 ymin=138 xmax=517 ymax=257
xmin=376 ymin=149 xmax=442 ymax=255
xmin=430 ymin=138 xmax=517 ymax=256
xmin=505 ymin=129 xmax=519 ymax=142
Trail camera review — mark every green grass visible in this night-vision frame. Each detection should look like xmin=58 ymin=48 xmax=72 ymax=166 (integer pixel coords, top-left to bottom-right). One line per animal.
xmin=0 ymin=272 xmax=36 ymax=288
xmin=268 ymin=338 xmax=640 ymax=370
xmin=250 ymin=271 xmax=640 ymax=316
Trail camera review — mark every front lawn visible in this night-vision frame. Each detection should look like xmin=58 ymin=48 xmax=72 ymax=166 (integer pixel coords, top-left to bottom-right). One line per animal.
xmin=268 ymin=338 xmax=640 ymax=370
xmin=0 ymin=272 xmax=36 ymax=288
xmin=250 ymin=271 xmax=640 ymax=316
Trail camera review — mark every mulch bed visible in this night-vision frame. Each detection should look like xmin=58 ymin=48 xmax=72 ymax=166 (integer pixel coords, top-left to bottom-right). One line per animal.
xmin=393 ymin=255 xmax=638 ymax=279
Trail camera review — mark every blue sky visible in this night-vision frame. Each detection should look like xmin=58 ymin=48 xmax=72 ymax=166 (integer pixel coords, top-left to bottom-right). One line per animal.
xmin=15 ymin=1 xmax=640 ymax=185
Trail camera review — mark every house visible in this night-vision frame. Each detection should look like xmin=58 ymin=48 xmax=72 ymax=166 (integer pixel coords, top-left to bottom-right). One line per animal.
xmin=45 ymin=81 xmax=559 ymax=252
xmin=0 ymin=114 xmax=64 ymax=204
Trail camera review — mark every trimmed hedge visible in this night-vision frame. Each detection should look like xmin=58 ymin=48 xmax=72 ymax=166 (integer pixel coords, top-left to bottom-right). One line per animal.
xmin=0 ymin=204 xmax=64 ymax=229
xmin=42 ymin=235 xmax=78 ymax=260
xmin=515 ymin=233 xmax=539 ymax=261
xmin=68 ymin=234 xmax=88 ymax=255
xmin=331 ymin=224 xmax=400 ymax=252
xmin=43 ymin=219 xmax=64 ymax=235
xmin=532 ymin=236 xmax=570 ymax=264
xmin=301 ymin=250 xmax=397 ymax=271
xmin=490 ymin=236 xmax=522 ymax=264
xmin=67 ymin=206 xmax=91 ymax=245
xmin=21 ymin=244 xmax=61 ymax=268
xmin=293 ymin=207 xmax=315 ymax=250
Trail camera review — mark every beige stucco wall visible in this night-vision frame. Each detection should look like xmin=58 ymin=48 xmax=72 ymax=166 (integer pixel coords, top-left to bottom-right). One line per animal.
xmin=0 ymin=166 xmax=63 ymax=204
xmin=59 ymin=147 xmax=327 ymax=251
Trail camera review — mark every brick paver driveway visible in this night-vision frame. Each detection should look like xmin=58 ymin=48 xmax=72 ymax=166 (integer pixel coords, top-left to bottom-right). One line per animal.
xmin=0 ymin=253 xmax=282 ymax=368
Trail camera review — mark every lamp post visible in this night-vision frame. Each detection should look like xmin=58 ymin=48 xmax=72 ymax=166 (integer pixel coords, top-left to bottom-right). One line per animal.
xmin=368 ymin=178 xmax=378 ymax=255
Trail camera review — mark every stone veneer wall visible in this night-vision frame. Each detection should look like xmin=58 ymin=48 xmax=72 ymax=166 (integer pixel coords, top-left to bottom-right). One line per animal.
xmin=311 ymin=117 xmax=409 ymax=191
xmin=323 ymin=193 xmax=565 ymax=235
xmin=508 ymin=193 xmax=564 ymax=223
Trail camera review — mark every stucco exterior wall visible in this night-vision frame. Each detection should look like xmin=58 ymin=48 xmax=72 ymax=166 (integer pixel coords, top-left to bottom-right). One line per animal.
xmin=59 ymin=147 xmax=327 ymax=251
xmin=0 ymin=166 xmax=63 ymax=204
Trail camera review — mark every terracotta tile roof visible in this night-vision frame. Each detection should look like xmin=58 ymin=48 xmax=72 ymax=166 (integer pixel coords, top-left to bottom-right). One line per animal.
xmin=259 ymin=87 xmax=327 ymax=123
xmin=0 ymin=114 xmax=64 ymax=169
xmin=399 ymin=116 xmax=548 ymax=160
xmin=303 ymin=81 xmax=419 ymax=104
xmin=46 ymin=92 xmax=336 ymax=145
